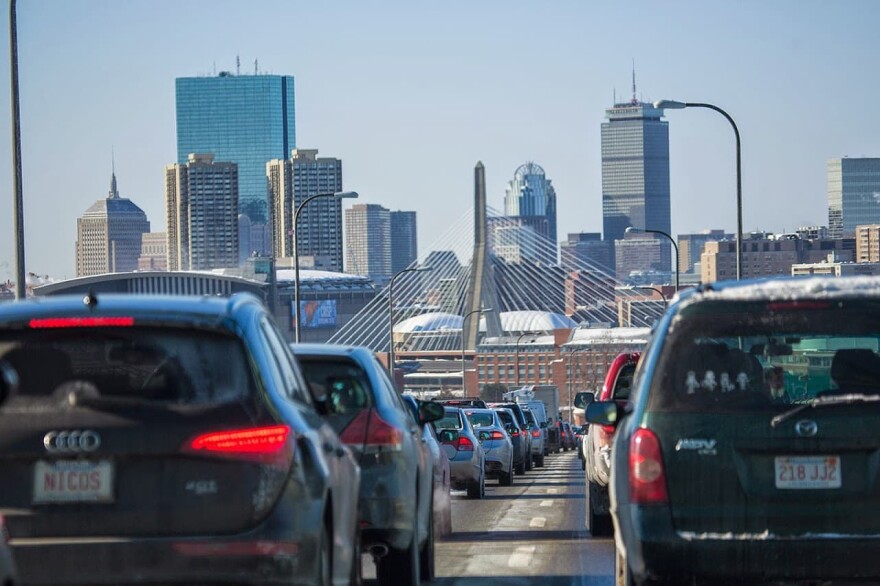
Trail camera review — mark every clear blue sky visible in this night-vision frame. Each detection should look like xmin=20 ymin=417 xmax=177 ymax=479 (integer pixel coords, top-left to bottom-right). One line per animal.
xmin=1 ymin=0 xmax=878 ymax=279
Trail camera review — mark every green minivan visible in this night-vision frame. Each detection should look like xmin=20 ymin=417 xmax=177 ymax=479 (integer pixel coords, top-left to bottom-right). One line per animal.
xmin=588 ymin=276 xmax=880 ymax=585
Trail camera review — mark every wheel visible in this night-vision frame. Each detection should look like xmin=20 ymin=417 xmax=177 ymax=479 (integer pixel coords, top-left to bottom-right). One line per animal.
xmin=587 ymin=481 xmax=613 ymax=536
xmin=615 ymin=546 xmax=636 ymax=586
xmin=535 ymin=454 xmax=544 ymax=468
xmin=349 ymin=524 xmax=363 ymax=586
xmin=419 ymin=501 xmax=435 ymax=582
xmin=515 ymin=460 xmax=525 ymax=475
xmin=316 ymin=522 xmax=332 ymax=586
xmin=467 ymin=476 xmax=482 ymax=499
xmin=376 ymin=516 xmax=420 ymax=586
xmin=581 ymin=457 xmax=586 ymax=470
xmin=499 ymin=464 xmax=513 ymax=487
xmin=525 ymin=453 xmax=533 ymax=471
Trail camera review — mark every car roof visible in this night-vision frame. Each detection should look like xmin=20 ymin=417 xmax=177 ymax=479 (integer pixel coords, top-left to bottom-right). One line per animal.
xmin=674 ymin=275 xmax=880 ymax=307
xmin=290 ymin=343 xmax=375 ymax=360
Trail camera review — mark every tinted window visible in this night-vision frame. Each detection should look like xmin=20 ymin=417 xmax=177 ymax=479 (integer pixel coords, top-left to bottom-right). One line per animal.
xmin=0 ymin=328 xmax=252 ymax=407
xmin=435 ymin=410 xmax=463 ymax=430
xmin=467 ymin=411 xmax=495 ymax=427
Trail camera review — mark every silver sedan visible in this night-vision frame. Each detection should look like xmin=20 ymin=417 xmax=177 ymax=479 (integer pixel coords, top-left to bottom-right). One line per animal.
xmin=464 ymin=408 xmax=515 ymax=486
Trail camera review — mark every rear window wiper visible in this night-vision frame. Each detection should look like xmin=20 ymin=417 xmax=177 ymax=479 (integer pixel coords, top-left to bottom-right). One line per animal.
xmin=770 ymin=393 xmax=880 ymax=427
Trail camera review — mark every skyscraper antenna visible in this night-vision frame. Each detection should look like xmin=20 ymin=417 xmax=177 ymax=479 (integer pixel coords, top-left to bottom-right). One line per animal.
xmin=213 ymin=60 xmax=216 ymax=76
xmin=613 ymin=88 xmax=617 ymax=104
xmin=236 ymin=54 xmax=240 ymax=75
xmin=631 ymin=59 xmax=637 ymax=104
xmin=254 ymin=58 xmax=258 ymax=75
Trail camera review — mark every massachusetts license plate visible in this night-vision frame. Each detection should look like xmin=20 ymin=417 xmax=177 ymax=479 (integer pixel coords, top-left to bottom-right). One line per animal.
xmin=775 ymin=455 xmax=841 ymax=489
xmin=33 ymin=459 xmax=114 ymax=503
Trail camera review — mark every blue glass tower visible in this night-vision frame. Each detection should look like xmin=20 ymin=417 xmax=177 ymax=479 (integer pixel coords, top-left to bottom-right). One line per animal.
xmin=175 ymin=73 xmax=296 ymax=224
xmin=503 ymin=162 xmax=558 ymax=263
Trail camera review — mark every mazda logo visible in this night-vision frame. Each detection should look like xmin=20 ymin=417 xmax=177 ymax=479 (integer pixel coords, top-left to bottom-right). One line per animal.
xmin=43 ymin=430 xmax=101 ymax=453
xmin=794 ymin=420 xmax=818 ymax=438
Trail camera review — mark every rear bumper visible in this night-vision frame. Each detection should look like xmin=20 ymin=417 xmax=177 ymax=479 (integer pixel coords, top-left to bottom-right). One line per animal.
xmin=358 ymin=463 xmax=416 ymax=552
xmin=618 ymin=505 xmax=880 ymax=583
xmin=448 ymin=455 xmax=481 ymax=488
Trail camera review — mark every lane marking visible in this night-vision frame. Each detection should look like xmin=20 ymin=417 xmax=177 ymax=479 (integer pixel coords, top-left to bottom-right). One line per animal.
xmin=508 ymin=545 xmax=536 ymax=568
xmin=540 ymin=499 xmax=554 ymax=507
xmin=529 ymin=517 xmax=546 ymax=528
xmin=547 ymin=488 xmax=558 ymax=494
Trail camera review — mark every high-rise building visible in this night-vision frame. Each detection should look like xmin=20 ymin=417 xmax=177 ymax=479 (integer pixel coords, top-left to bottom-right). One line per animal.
xmin=856 ymin=224 xmax=880 ymax=263
xmin=266 ymin=149 xmax=345 ymax=271
xmin=345 ymin=203 xmax=390 ymax=283
xmin=75 ymin=171 xmax=150 ymax=277
xmin=175 ymin=72 xmax=295 ymax=227
xmin=165 ymin=153 xmax=239 ymax=271
xmin=137 ymin=232 xmax=167 ymax=271
xmin=678 ymin=230 xmax=731 ymax=274
xmin=560 ymin=232 xmax=613 ymax=273
xmin=601 ymin=83 xmax=671 ymax=272
xmin=828 ymin=158 xmax=880 ymax=238
xmin=390 ymin=210 xmax=418 ymax=274
xmin=614 ymin=234 xmax=664 ymax=282
xmin=503 ymin=162 xmax=558 ymax=261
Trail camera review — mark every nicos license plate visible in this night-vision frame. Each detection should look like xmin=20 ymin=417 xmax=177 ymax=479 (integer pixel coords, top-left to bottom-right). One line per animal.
xmin=775 ymin=455 xmax=841 ymax=489
xmin=33 ymin=459 xmax=114 ymax=503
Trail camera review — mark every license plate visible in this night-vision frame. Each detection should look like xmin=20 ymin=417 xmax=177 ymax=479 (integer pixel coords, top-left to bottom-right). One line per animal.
xmin=33 ymin=459 xmax=114 ymax=503
xmin=774 ymin=455 xmax=841 ymax=489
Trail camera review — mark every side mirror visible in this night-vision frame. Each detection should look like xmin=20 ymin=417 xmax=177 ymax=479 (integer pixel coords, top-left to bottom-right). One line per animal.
xmin=585 ymin=400 xmax=627 ymax=427
xmin=573 ymin=391 xmax=595 ymax=409
xmin=419 ymin=400 xmax=445 ymax=425
xmin=0 ymin=360 xmax=19 ymax=405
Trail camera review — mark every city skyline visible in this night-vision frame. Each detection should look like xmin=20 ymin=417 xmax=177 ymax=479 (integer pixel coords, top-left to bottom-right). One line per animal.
xmin=2 ymin=1 xmax=879 ymax=279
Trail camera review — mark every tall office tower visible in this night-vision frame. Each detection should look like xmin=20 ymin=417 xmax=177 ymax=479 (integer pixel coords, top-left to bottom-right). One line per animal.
xmin=828 ymin=158 xmax=880 ymax=238
xmin=165 ymin=153 xmax=239 ymax=271
xmin=75 ymin=171 xmax=150 ymax=277
xmin=390 ymin=210 xmax=418 ymax=274
xmin=503 ymin=162 xmax=558 ymax=261
xmin=175 ymin=72 xmax=295 ymax=229
xmin=345 ymin=203 xmax=391 ymax=284
xmin=601 ymin=78 xmax=671 ymax=272
xmin=266 ymin=149 xmax=344 ymax=271
xmin=137 ymin=232 xmax=167 ymax=271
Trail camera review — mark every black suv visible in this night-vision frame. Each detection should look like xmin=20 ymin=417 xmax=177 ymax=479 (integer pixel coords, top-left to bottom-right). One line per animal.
xmin=588 ymin=277 xmax=880 ymax=585
xmin=0 ymin=293 xmax=361 ymax=586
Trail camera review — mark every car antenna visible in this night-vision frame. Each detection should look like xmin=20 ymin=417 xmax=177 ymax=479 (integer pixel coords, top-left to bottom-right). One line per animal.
xmin=83 ymin=289 xmax=99 ymax=309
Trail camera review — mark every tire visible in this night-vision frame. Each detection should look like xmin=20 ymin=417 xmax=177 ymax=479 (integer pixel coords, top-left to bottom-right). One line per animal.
xmin=419 ymin=501 xmax=435 ymax=582
xmin=586 ymin=481 xmax=613 ymax=537
xmin=525 ymin=453 xmax=533 ymax=471
xmin=467 ymin=476 xmax=482 ymax=499
xmin=515 ymin=460 xmax=525 ymax=475
xmin=499 ymin=464 xmax=513 ymax=487
xmin=535 ymin=454 xmax=544 ymax=468
xmin=376 ymin=517 xmax=420 ymax=586
xmin=581 ymin=457 xmax=586 ymax=470
xmin=349 ymin=524 xmax=363 ymax=586
xmin=615 ymin=546 xmax=636 ymax=586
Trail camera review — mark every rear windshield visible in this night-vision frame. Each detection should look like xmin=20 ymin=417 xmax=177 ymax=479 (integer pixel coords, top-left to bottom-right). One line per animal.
xmin=495 ymin=409 xmax=515 ymax=426
xmin=466 ymin=411 xmax=495 ymax=428
xmin=296 ymin=357 xmax=373 ymax=413
xmin=651 ymin=300 xmax=880 ymax=413
xmin=0 ymin=328 xmax=253 ymax=407
xmin=436 ymin=410 xmax=463 ymax=430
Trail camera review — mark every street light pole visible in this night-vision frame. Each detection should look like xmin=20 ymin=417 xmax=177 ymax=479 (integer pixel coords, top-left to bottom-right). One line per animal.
xmin=654 ymin=99 xmax=743 ymax=280
xmin=460 ymin=307 xmax=493 ymax=395
xmin=388 ymin=266 xmax=433 ymax=379
xmin=10 ymin=0 xmax=25 ymax=300
xmin=626 ymin=226 xmax=680 ymax=290
xmin=293 ymin=191 xmax=358 ymax=342
xmin=514 ymin=332 xmax=530 ymax=387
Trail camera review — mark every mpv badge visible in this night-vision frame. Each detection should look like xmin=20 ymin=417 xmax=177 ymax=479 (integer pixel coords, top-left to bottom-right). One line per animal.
xmin=794 ymin=420 xmax=818 ymax=437
xmin=43 ymin=430 xmax=101 ymax=453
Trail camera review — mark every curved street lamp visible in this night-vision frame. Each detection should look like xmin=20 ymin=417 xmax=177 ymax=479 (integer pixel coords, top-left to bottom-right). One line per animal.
xmin=293 ymin=190 xmax=358 ymax=342
xmin=626 ymin=226 xmax=680 ymax=291
xmin=654 ymin=99 xmax=743 ymax=280
xmin=460 ymin=307 xmax=493 ymax=394
xmin=388 ymin=265 xmax=433 ymax=378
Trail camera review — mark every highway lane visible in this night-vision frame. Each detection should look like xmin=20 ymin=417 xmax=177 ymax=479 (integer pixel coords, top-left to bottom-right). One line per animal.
xmin=365 ymin=450 xmax=615 ymax=586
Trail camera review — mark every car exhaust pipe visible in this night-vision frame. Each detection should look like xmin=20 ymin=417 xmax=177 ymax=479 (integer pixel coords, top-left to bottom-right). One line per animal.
xmin=368 ymin=543 xmax=389 ymax=562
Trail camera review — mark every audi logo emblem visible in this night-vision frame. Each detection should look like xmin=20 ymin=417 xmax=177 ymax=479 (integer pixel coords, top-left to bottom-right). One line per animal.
xmin=794 ymin=420 xmax=818 ymax=438
xmin=43 ymin=430 xmax=101 ymax=453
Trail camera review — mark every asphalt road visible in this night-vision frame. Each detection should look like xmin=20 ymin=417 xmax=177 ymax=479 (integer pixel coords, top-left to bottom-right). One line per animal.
xmin=365 ymin=450 xmax=615 ymax=586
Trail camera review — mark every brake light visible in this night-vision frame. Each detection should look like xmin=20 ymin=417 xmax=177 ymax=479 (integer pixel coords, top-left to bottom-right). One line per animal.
xmin=29 ymin=316 xmax=134 ymax=328
xmin=629 ymin=428 xmax=668 ymax=504
xmin=340 ymin=409 xmax=403 ymax=452
xmin=456 ymin=436 xmax=475 ymax=451
xmin=186 ymin=425 xmax=292 ymax=467
xmin=489 ymin=430 xmax=505 ymax=440
xmin=509 ymin=430 xmax=520 ymax=437
xmin=531 ymin=429 xmax=541 ymax=438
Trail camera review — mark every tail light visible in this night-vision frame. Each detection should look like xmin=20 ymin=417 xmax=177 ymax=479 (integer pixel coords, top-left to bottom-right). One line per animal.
xmin=629 ymin=428 xmax=668 ymax=504
xmin=186 ymin=424 xmax=293 ymax=468
xmin=488 ymin=430 xmax=506 ymax=440
xmin=509 ymin=429 xmax=520 ymax=437
xmin=29 ymin=316 xmax=135 ymax=328
xmin=339 ymin=408 xmax=403 ymax=453
xmin=531 ymin=429 xmax=541 ymax=438
xmin=455 ymin=436 xmax=475 ymax=451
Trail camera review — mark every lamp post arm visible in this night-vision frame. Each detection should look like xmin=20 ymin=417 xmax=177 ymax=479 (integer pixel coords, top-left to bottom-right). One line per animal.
xmin=686 ymin=102 xmax=743 ymax=280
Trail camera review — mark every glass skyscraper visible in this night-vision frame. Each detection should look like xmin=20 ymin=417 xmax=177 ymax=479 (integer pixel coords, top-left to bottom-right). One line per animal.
xmin=503 ymin=162 xmax=558 ymax=262
xmin=828 ymin=157 xmax=880 ymax=238
xmin=175 ymin=73 xmax=296 ymax=225
xmin=601 ymin=100 xmax=671 ymax=271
